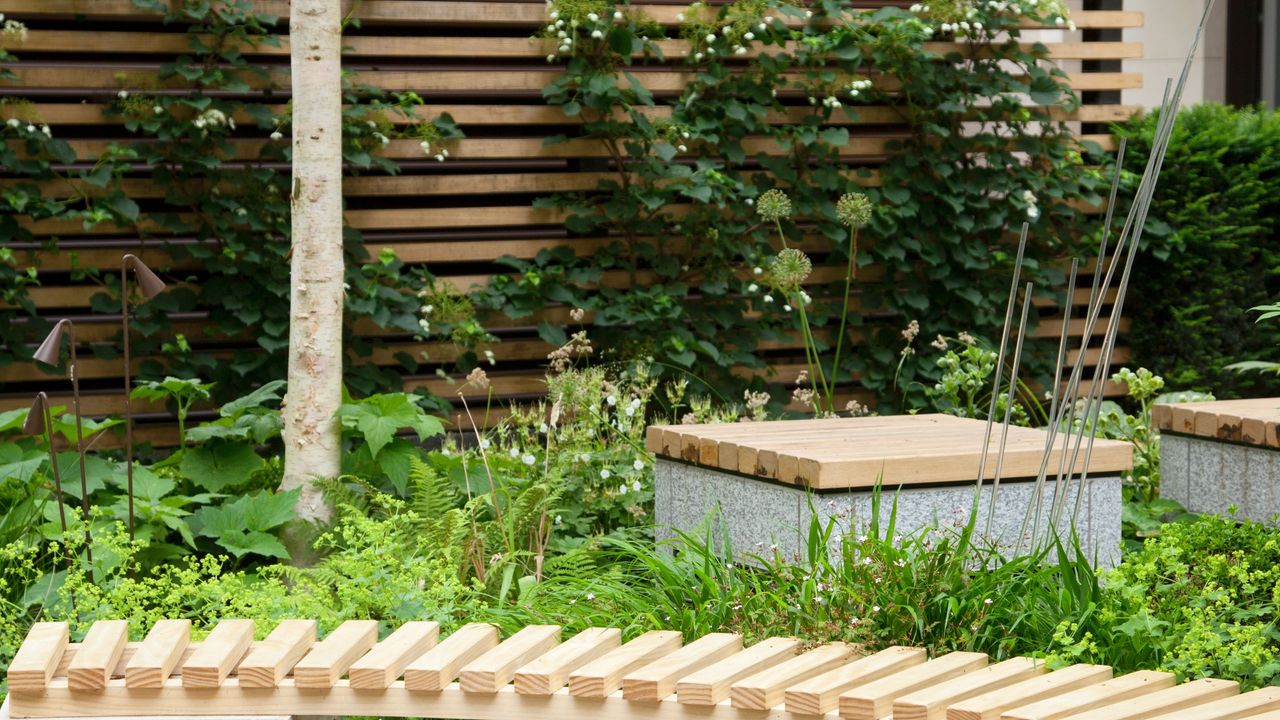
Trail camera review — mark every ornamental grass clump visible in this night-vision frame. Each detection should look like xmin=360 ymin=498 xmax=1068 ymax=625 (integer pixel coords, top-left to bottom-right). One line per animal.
xmin=486 ymin=490 xmax=1104 ymax=661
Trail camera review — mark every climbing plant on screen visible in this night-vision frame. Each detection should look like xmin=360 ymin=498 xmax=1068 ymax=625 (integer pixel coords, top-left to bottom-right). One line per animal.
xmin=476 ymin=0 xmax=1107 ymax=409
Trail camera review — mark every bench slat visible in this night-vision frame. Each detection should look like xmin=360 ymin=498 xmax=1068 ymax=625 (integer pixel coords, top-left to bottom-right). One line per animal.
xmin=944 ymin=663 xmax=1111 ymax=720
xmin=349 ymin=621 xmax=440 ymax=690
xmin=622 ymin=633 xmax=742 ymax=702
xmin=237 ymin=620 xmax=317 ymax=689
xmin=677 ymin=637 xmax=800 ymax=706
xmin=568 ymin=630 xmax=683 ymax=698
xmin=785 ymin=646 xmax=927 ymax=716
xmin=181 ymin=619 xmax=253 ymax=689
xmin=459 ymin=625 xmax=561 ymax=694
xmin=7 ymin=622 xmax=69 ymax=693
xmin=404 ymin=623 xmax=500 ymax=692
xmin=731 ymin=642 xmax=855 ymax=710
xmin=839 ymin=652 xmax=988 ymax=720
xmin=293 ymin=620 xmax=378 ymax=690
xmin=124 ymin=620 xmax=190 ymax=689
xmin=68 ymin=621 xmax=130 ymax=692
xmin=514 ymin=627 xmax=621 ymax=695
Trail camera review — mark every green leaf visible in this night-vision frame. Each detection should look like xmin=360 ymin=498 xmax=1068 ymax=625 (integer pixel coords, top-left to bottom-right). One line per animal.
xmin=339 ymin=393 xmax=443 ymax=459
xmin=220 ymin=380 xmax=285 ymax=417
xmin=105 ymin=194 xmax=140 ymax=221
xmin=179 ymin=440 xmax=264 ymax=492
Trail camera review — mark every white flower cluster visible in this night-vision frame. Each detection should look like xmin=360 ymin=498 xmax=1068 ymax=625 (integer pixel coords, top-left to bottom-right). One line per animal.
xmin=848 ymin=78 xmax=873 ymax=99
xmin=194 ymin=108 xmax=234 ymax=131
xmin=544 ymin=5 xmax=628 ymax=62
xmin=690 ymin=15 xmax=773 ymax=62
xmin=6 ymin=117 xmax=50 ymax=136
xmin=909 ymin=1 xmax=1074 ymax=32
xmin=2 ymin=16 xmax=29 ymax=42
xmin=1021 ymin=189 xmax=1039 ymax=220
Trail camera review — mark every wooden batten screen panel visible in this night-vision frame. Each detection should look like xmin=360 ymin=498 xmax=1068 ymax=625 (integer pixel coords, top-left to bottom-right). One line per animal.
xmin=0 ymin=2 xmax=1143 ymax=446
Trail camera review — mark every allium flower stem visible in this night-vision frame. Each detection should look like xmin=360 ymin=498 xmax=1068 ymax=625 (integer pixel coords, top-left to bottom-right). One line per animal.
xmin=772 ymin=217 xmax=829 ymax=412
xmin=827 ymin=225 xmax=859 ymax=413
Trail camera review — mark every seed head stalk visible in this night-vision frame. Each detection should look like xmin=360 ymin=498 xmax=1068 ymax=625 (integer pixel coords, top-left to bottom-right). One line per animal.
xmin=774 ymin=217 xmax=831 ymax=413
xmin=827 ymin=222 xmax=859 ymax=413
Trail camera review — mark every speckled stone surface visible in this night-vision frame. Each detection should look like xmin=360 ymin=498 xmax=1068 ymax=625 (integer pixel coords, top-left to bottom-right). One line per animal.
xmin=655 ymin=459 xmax=1122 ymax=567
xmin=1164 ymin=434 xmax=1280 ymax=523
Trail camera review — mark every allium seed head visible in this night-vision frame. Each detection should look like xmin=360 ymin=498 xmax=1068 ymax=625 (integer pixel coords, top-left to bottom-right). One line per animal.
xmin=836 ymin=192 xmax=873 ymax=228
xmin=756 ymin=188 xmax=792 ymax=222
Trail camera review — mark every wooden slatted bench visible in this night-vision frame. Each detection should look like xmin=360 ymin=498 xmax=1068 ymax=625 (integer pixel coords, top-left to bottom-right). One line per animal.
xmin=6 ymin=618 xmax=1280 ymax=720
xmin=645 ymin=415 xmax=1133 ymax=566
xmin=1153 ymin=397 xmax=1280 ymax=522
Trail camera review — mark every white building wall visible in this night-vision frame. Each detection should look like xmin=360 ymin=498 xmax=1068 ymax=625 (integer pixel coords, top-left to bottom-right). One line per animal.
xmin=1122 ymin=0 xmax=1228 ymax=108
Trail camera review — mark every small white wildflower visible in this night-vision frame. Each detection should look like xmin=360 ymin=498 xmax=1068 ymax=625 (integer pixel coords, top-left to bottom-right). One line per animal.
xmin=984 ymin=598 xmax=993 ymax=605
xmin=804 ymin=9 xmax=813 ymax=18
xmin=753 ymin=266 xmax=763 ymax=275
xmin=152 ymin=105 xmax=164 ymax=115
xmin=625 ymin=406 xmax=636 ymax=417
xmin=744 ymin=31 xmax=754 ymax=40
xmin=539 ymin=422 xmax=549 ymax=433
xmin=117 ymin=90 xmax=129 ymax=99
xmin=5 ymin=118 xmax=17 ymax=128
xmin=522 ymin=453 xmax=536 ymax=466
xmin=783 ymin=304 xmax=793 ymax=313
xmin=677 ymin=144 xmax=687 ymax=152
xmin=549 ymin=10 xmax=559 ymax=18
xmin=705 ymin=33 xmax=716 ymax=43
xmin=872 ymin=605 xmax=881 ymax=612
xmin=676 ymin=12 xmax=685 ymax=21
xmin=509 ymin=447 xmax=520 ymax=458
xmin=694 ymin=52 xmax=704 ymax=61
xmin=756 ymin=22 xmax=767 ymax=31
xmin=546 ymin=53 xmax=556 ymax=62
xmin=442 ymin=148 xmax=449 ymax=157
xmin=606 ymin=394 xmax=617 ymax=406
xmin=435 ymin=153 xmax=445 ymax=162
xmin=600 ymin=469 xmax=611 ymax=480
xmin=591 ymin=29 xmax=604 ymax=39
xmin=587 ymin=12 xmax=599 ymax=22
xmin=763 ymin=294 xmax=774 ymax=303
xmin=618 ymin=484 xmax=628 ymax=495
xmin=734 ymin=45 xmax=746 ymax=55
xmin=747 ymin=283 xmax=759 ymax=293
xmin=24 ymin=123 xmax=35 ymax=133
xmin=39 ymin=125 xmax=49 ymax=137
xmin=633 ymin=461 xmax=644 ymax=472
xmin=586 ymin=592 xmax=595 ymax=601
xmin=613 ymin=11 xmax=624 ymax=20
xmin=554 ymin=515 xmax=562 ymax=525
xmin=1026 ymin=206 xmax=1040 ymax=220
xmin=579 ymin=452 xmax=590 ymax=462
xmin=480 ymin=438 xmax=492 ymax=449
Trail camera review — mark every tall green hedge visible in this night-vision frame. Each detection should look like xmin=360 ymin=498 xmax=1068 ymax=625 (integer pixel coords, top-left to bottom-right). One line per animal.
xmin=1119 ymin=104 xmax=1280 ymax=397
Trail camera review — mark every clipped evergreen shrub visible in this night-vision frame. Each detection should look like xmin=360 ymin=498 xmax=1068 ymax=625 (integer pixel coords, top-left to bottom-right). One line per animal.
xmin=1118 ymin=104 xmax=1280 ymax=397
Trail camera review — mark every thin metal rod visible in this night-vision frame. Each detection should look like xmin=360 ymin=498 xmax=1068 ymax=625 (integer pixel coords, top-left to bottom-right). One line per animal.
xmin=1039 ymin=137 xmax=1128 ymax=544
xmin=1048 ymin=80 xmax=1174 ymax=531
xmin=67 ymin=322 xmax=93 ymax=564
xmin=1070 ymin=66 xmax=1202 ymax=521
xmin=970 ymin=224 xmax=1029 ymax=526
xmin=985 ymin=281 xmax=1034 ymax=541
xmin=122 ymin=264 xmax=135 ymax=542
xmin=40 ymin=396 xmax=70 ymax=538
xmin=1018 ymin=259 xmax=1077 ymax=553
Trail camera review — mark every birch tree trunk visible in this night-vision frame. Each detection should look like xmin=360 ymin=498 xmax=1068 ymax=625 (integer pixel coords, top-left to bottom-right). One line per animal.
xmin=282 ymin=0 xmax=343 ymax=530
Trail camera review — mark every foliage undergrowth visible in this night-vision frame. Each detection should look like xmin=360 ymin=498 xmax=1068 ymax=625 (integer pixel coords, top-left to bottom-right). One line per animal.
xmin=1121 ymin=104 xmax=1280 ymax=398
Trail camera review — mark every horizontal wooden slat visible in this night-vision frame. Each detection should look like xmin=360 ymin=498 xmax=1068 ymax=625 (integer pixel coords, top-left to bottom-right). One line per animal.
xmin=2 ymin=30 xmax=1144 ymax=62
xmin=0 ymin=2 xmax=1144 ymax=30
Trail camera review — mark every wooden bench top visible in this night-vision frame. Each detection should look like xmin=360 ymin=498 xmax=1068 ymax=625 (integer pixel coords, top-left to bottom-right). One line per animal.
xmin=645 ymin=414 xmax=1133 ymax=489
xmin=1153 ymin=397 xmax=1280 ymax=448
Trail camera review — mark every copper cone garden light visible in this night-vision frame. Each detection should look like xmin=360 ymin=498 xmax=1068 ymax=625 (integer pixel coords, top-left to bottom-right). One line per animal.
xmin=23 ymin=392 xmax=71 ymax=539
xmin=33 ymin=318 xmax=92 ymax=562
xmin=121 ymin=254 xmax=166 ymax=541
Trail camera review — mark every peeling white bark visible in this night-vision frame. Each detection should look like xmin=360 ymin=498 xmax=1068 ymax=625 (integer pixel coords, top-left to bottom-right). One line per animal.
xmin=282 ymin=0 xmax=343 ymax=524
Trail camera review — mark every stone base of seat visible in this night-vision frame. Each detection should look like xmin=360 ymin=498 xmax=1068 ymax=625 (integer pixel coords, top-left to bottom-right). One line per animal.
xmin=1160 ymin=433 xmax=1280 ymax=522
xmin=654 ymin=459 xmax=1122 ymax=568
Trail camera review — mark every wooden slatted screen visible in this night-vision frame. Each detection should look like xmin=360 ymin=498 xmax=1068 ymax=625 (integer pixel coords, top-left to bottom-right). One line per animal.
xmin=0 ymin=1 xmax=1143 ymax=447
